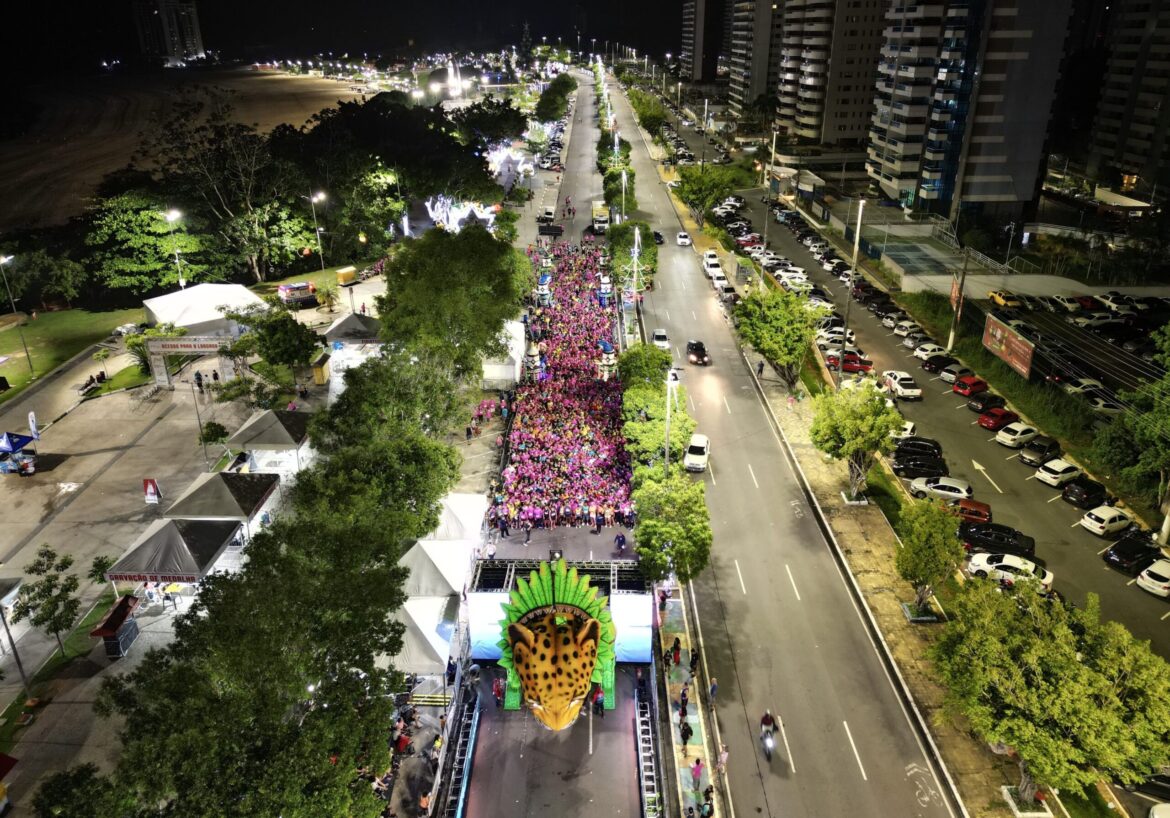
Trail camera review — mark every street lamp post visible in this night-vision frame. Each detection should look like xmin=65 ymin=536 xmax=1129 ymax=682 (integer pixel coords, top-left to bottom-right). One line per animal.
xmin=0 ymin=583 xmax=32 ymax=704
xmin=837 ymin=199 xmax=865 ymax=387
xmin=306 ymin=190 xmax=327 ymax=271
xmin=664 ymin=369 xmax=680 ymax=471
xmin=164 ymin=209 xmax=186 ymax=289
xmin=0 ymin=256 xmax=35 ymax=379
xmin=763 ymin=131 xmax=778 ymax=246
xmin=621 ymin=169 xmax=627 ymax=221
xmin=188 ymin=377 xmax=211 ymax=471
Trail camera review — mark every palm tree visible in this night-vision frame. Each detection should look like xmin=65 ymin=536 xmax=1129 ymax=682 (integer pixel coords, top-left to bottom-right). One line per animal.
xmin=317 ymin=283 xmax=340 ymax=313
xmin=743 ymin=94 xmax=778 ymax=132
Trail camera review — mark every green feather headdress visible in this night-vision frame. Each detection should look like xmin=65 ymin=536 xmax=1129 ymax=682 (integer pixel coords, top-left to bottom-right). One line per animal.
xmin=497 ymin=559 xmax=617 ymax=676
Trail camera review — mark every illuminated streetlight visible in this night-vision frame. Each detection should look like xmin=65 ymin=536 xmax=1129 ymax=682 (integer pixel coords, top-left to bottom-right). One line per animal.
xmin=163 ymin=209 xmax=186 ymax=289
xmin=304 ymin=191 xmax=327 ymax=271
xmin=0 ymin=256 xmax=34 ymax=378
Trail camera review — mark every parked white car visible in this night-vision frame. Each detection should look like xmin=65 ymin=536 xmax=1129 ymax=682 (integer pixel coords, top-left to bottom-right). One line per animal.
xmin=703 ymin=249 xmax=720 ymax=265
xmin=1060 ymin=378 xmax=1104 ymax=395
xmin=891 ymin=419 xmax=916 ymax=439
xmin=703 ymin=258 xmax=723 ymax=278
xmin=1136 ymin=559 xmax=1170 ymax=597
xmin=968 ymin=553 xmax=1053 ymax=590
xmin=817 ymin=327 xmax=856 ymax=346
xmin=1051 ymin=295 xmax=1080 ymax=312
xmin=882 ymin=370 xmax=923 ymax=400
xmin=893 ymin=320 xmax=921 ymax=337
xmin=996 ymin=422 xmax=1039 ymax=448
xmin=1079 ymin=505 xmax=1134 ymax=537
xmin=683 ymin=433 xmax=711 ymax=472
xmin=909 ymin=476 xmax=973 ymax=501
xmin=913 ymin=343 xmax=947 ymax=361
xmin=676 ymin=231 xmax=692 ymax=246
xmin=1034 ymin=458 xmax=1082 ymax=487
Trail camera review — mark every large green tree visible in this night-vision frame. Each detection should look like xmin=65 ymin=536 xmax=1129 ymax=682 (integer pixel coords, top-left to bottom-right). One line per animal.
xmin=375 ymin=224 xmax=533 ymax=376
xmin=85 ymin=191 xmax=213 ymax=293
xmin=633 ymin=467 xmax=713 ymax=582
xmin=809 ymin=386 xmax=903 ymax=499
xmin=674 ymin=166 xmax=736 ymax=226
xmin=451 ymin=96 xmax=527 ymax=150
xmin=932 ymin=584 xmax=1170 ymax=803
xmin=895 ymin=499 xmax=965 ymax=610
xmin=12 ymin=546 xmax=82 ymax=657
xmin=617 ymin=343 xmax=672 ymax=388
xmin=735 ymin=289 xmax=826 ymax=392
xmin=621 ymin=383 xmax=696 ymax=467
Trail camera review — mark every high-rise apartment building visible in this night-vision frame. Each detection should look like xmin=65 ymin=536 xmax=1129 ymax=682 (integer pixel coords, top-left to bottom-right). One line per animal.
xmin=776 ymin=0 xmax=886 ymax=146
xmin=728 ymin=0 xmax=784 ymax=119
xmin=867 ymin=0 xmax=1073 ymax=220
xmin=681 ymin=0 xmax=727 ymax=82
xmin=134 ymin=0 xmax=205 ymax=67
xmin=1087 ymin=0 xmax=1170 ymax=192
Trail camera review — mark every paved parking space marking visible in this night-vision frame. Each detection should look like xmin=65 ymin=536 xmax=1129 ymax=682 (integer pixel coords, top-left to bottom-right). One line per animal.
xmin=785 ymin=564 xmax=802 ymax=601
xmin=747 ymin=463 xmax=759 ymax=488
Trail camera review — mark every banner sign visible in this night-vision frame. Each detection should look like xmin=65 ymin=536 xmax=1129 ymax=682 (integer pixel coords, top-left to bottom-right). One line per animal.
xmin=28 ymin=411 xmax=38 ymax=440
xmin=982 ymin=315 xmax=1035 ymax=379
xmin=143 ymin=478 xmax=162 ymax=505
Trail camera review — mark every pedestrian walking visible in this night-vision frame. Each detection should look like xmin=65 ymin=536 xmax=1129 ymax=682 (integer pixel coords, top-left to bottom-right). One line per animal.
xmin=679 ymin=682 xmax=689 ymax=710
xmin=211 ymin=370 xmax=219 ymax=383
xmin=716 ymin=744 xmax=729 ymax=774
xmin=523 ymin=519 xmax=532 ymax=544
xmin=498 ymin=516 xmax=510 ymax=538
xmin=194 ymin=371 xmax=204 ymax=392
xmin=757 ymin=359 xmax=765 ymax=378
xmin=360 ymin=302 xmax=367 ymax=315
xmin=700 ymin=801 xmax=714 ymax=817
xmin=787 ymin=394 xmax=796 ymax=411
xmin=678 ymin=699 xmax=688 ymax=720
xmin=663 ymin=647 xmax=673 ymax=668
xmin=679 ymin=719 xmax=693 ymax=754
xmin=691 ymin=758 xmax=704 ymax=791
xmin=689 ymin=650 xmax=699 ymax=679
xmin=486 ymin=540 xmax=497 ymax=560
xmin=465 ymin=425 xmax=473 ymax=445
xmin=492 ymin=676 xmax=505 ymax=707
xmin=614 ymin=531 xmax=627 ymax=553
xmin=593 ymin=686 xmax=605 ymax=717
xmin=708 ymin=677 xmax=718 ymax=707
xmin=672 ymin=637 xmax=681 ymax=667
xmin=658 ymin=589 xmax=668 ymax=611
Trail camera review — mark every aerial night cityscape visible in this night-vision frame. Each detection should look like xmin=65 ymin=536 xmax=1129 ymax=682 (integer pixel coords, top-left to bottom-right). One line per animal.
xmin=2 ymin=0 xmax=1170 ymax=816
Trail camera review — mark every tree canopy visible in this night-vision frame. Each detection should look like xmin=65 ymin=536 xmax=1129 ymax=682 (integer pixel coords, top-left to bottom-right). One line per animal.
xmin=895 ymin=499 xmax=965 ymax=609
xmin=674 ymin=166 xmax=736 ymax=226
xmin=633 ymin=467 xmax=713 ymax=583
xmin=375 ymin=224 xmax=533 ymax=376
xmin=932 ymin=585 xmax=1170 ymax=802
xmin=808 ymin=386 xmax=903 ymax=499
xmin=735 ymin=289 xmax=826 ymax=391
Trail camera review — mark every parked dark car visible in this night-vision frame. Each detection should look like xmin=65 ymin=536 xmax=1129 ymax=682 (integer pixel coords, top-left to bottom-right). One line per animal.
xmin=1061 ymin=476 xmax=1109 ymax=509
xmin=1102 ymin=531 xmax=1163 ymax=576
xmin=966 ymin=392 xmax=1007 ymax=413
xmin=922 ymin=354 xmax=959 ymax=374
xmin=871 ymin=302 xmax=903 ymax=320
xmin=1123 ymin=771 xmax=1170 ymax=801
xmin=1017 ymin=435 xmax=1061 ymax=467
xmin=958 ymin=523 xmax=1037 ymax=558
xmin=891 ymin=455 xmax=949 ymax=479
xmin=895 ymin=436 xmax=943 ymax=459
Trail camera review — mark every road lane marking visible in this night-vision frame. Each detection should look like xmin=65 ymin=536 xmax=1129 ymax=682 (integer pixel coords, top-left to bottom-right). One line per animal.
xmin=1025 ymin=474 xmax=1036 ymax=481
xmin=689 ymin=395 xmax=696 ymax=411
xmin=1162 ymin=610 xmax=1170 ymax=621
xmin=987 ymin=437 xmax=998 ymax=442
xmin=785 ymin=564 xmax=802 ymax=601
xmin=1005 ymin=453 xmax=1019 ymax=460
xmin=734 ymin=559 xmax=747 ymax=594
xmin=971 ymin=460 xmax=1003 ymax=493
xmin=1098 ymin=545 xmax=1112 ymax=555
xmin=692 ymin=310 xmax=697 ymax=320
xmin=723 ymin=395 xmax=732 ymax=414
xmin=709 ymin=462 xmax=717 ymax=486
xmin=970 ymin=420 xmax=979 ymax=426
xmin=748 ymin=463 xmax=760 ymax=488
xmin=1071 ymin=520 xmax=1083 ymax=528
xmin=665 ymin=310 xmax=670 ymax=320
xmin=954 ymin=403 xmax=967 ymax=408
xmin=776 ymin=711 xmax=796 ymax=773
xmin=941 ymin=389 xmax=954 ymax=395
xmin=1048 ymin=495 xmax=1063 ymax=502
xmin=842 ymin=721 xmax=868 ymax=781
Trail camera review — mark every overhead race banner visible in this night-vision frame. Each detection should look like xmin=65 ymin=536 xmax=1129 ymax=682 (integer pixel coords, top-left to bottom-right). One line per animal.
xmin=982 ymin=315 xmax=1035 ymax=379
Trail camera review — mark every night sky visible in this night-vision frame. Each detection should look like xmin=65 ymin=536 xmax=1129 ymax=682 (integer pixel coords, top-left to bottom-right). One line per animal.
xmin=10 ymin=0 xmax=680 ymax=76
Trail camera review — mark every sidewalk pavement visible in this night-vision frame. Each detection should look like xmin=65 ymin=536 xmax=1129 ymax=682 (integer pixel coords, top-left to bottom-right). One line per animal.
xmin=659 ymin=586 xmax=721 ymax=818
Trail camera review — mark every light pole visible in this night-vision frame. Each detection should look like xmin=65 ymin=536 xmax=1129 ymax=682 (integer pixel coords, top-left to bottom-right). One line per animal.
xmin=836 ymin=199 xmax=865 ymax=387
xmin=163 ymin=209 xmax=186 ymax=289
xmin=0 ymin=256 xmax=34 ymax=379
xmin=617 ymin=170 xmax=627 ymax=222
xmin=306 ymin=190 xmax=327 ymax=271
xmin=663 ymin=369 xmax=680 ymax=471
xmin=0 ymin=580 xmax=31 ymax=704
xmin=946 ymin=248 xmax=970 ymax=353
xmin=763 ymin=131 xmax=778 ymax=246
xmin=188 ymin=377 xmax=211 ymax=471
xmin=1003 ymin=221 xmax=1017 ymax=267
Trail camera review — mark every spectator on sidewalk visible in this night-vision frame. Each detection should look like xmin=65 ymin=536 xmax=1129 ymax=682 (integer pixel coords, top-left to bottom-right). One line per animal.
xmin=716 ymin=744 xmax=729 ymax=773
xmin=492 ymin=676 xmax=505 ymax=707
xmin=672 ymin=637 xmax=681 ymax=666
xmin=708 ymin=677 xmax=718 ymax=707
xmin=679 ymin=719 xmax=693 ymax=755
xmin=691 ymin=758 xmax=704 ymax=791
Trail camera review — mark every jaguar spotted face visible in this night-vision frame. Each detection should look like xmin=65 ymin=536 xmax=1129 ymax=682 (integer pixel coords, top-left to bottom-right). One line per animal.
xmin=508 ymin=611 xmax=600 ymax=731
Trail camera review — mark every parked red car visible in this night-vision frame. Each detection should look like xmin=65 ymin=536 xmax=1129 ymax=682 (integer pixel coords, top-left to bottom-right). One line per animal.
xmin=953 ymin=375 xmax=989 ymax=396
xmin=977 ymin=408 xmax=1020 ymax=431
xmin=735 ymin=234 xmax=763 ymax=247
xmin=1075 ymin=295 xmax=1103 ymax=310
xmin=825 ymin=352 xmax=873 ymax=373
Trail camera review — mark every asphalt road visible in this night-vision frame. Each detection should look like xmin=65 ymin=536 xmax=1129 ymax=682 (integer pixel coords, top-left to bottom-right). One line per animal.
xmin=713 ymin=179 xmax=1170 ymax=659
xmin=602 ymin=75 xmax=958 ymax=818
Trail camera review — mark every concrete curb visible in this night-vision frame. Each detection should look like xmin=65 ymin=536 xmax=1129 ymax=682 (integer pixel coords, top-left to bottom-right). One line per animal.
xmin=740 ymin=344 xmax=971 ymax=818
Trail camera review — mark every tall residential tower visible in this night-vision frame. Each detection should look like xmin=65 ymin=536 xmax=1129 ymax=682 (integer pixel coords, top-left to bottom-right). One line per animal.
xmin=728 ymin=0 xmax=784 ymax=120
xmin=133 ymin=0 xmax=205 ymax=66
xmin=867 ymin=0 xmax=1073 ymax=220
xmin=681 ymin=0 xmax=728 ymax=82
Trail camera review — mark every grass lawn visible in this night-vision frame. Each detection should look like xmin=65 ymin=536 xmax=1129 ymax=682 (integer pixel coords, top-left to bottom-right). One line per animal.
xmin=0 ymin=591 xmax=116 ymax=754
xmin=92 ymin=364 xmax=151 ymax=396
xmin=1055 ymin=786 xmax=1117 ymax=818
xmin=866 ymin=464 xmax=905 ymax=529
xmin=0 ymin=308 xmax=143 ymax=404
xmin=251 ymin=261 xmax=379 ymax=299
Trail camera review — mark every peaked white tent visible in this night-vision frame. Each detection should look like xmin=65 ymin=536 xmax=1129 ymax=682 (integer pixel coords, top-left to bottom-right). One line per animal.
xmin=398 ymin=540 xmax=475 ymax=598
xmin=388 ymin=596 xmax=460 ymax=675
xmin=481 ymin=320 xmax=526 ymax=389
xmin=422 ymin=494 xmax=488 ymax=545
xmin=143 ymin=283 xmax=265 ymax=337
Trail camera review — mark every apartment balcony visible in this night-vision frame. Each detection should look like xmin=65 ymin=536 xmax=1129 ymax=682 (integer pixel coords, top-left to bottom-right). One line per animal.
xmin=795 ymin=111 xmax=821 ymax=128
xmin=805 ymin=34 xmax=830 ymax=47
xmin=919 ymin=185 xmax=941 ymax=200
xmin=929 ymin=108 xmax=952 ymax=124
xmin=802 ymin=48 xmax=829 ymax=62
xmin=898 ymin=64 xmax=936 ymax=81
xmin=794 ymin=123 xmax=821 ymax=139
xmin=797 ymin=98 xmax=824 ymax=114
xmin=891 ymin=3 xmax=946 ymax=17
xmin=933 ymin=88 xmax=956 ymax=104
xmin=920 ymin=162 xmax=945 ymax=181
xmin=799 ymin=74 xmax=827 ymax=88
xmin=890 ymin=101 xmax=928 ymax=119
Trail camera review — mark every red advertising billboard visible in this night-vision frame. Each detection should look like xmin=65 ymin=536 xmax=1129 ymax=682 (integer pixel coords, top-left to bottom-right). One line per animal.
xmin=982 ymin=315 xmax=1035 ymax=379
